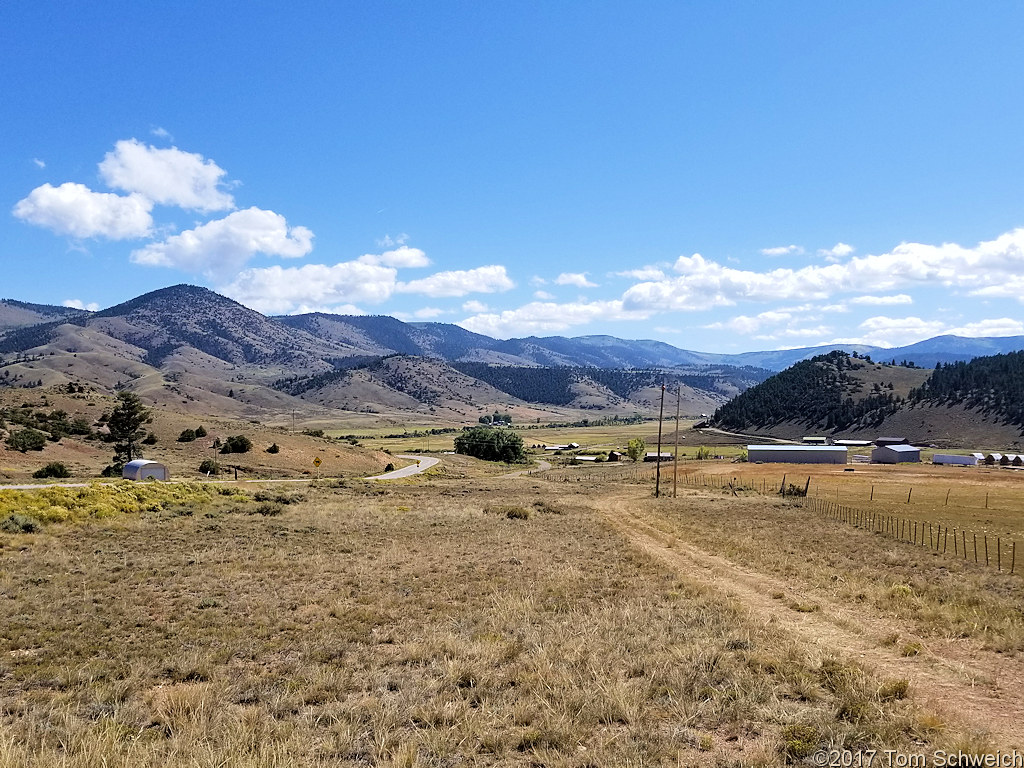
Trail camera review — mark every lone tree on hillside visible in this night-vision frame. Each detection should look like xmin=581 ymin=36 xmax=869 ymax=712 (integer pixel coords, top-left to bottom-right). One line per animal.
xmin=454 ymin=426 xmax=526 ymax=463
xmin=107 ymin=391 xmax=152 ymax=469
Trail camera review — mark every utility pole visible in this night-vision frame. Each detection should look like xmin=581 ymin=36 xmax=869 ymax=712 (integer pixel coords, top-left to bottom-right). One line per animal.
xmin=673 ymin=385 xmax=680 ymax=498
xmin=655 ymin=383 xmax=666 ymax=498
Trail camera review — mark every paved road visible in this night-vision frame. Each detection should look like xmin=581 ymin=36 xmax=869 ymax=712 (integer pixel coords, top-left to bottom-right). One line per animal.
xmin=366 ymin=455 xmax=440 ymax=480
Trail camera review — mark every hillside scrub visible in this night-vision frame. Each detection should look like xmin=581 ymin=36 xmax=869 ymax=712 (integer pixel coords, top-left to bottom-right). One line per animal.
xmin=0 ymin=482 xmax=225 ymax=525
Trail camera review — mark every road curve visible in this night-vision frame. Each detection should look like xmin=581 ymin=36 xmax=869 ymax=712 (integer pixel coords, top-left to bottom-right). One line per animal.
xmin=366 ymin=455 xmax=440 ymax=480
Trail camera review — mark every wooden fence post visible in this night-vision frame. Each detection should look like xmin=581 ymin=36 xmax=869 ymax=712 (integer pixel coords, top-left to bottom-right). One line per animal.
xmin=985 ymin=535 xmax=990 ymax=567
xmin=945 ymin=488 xmax=950 ymax=506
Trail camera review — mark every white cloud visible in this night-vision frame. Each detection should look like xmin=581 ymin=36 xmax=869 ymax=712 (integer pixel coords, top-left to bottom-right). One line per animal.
xmin=62 ymin=299 xmax=99 ymax=312
xmin=99 ymin=138 xmax=235 ymax=212
xmin=13 ymin=182 xmax=153 ymax=240
xmin=753 ymin=325 xmax=833 ymax=341
xmin=818 ymin=242 xmax=854 ymax=261
xmin=376 ymin=233 xmax=409 ymax=248
xmin=462 ymin=300 xmax=488 ymax=313
xmin=530 ymin=276 xmax=547 ymax=286
xmin=704 ymin=310 xmax=794 ymax=335
xmin=621 ymin=229 xmax=1024 ymax=313
xmin=555 ymin=272 xmax=598 ymax=288
xmin=458 ymin=299 xmax=650 ymax=338
xmin=221 ymin=260 xmax=398 ymax=315
xmin=412 ymin=307 xmax=445 ymax=319
xmin=849 ymin=294 xmax=913 ymax=306
xmin=398 ymin=265 xmax=514 ymax=297
xmin=289 ymin=303 xmax=365 ymax=316
xmin=150 ymin=126 xmax=172 ymax=140
xmin=533 ymin=290 xmax=555 ymax=300
xmin=612 ymin=266 xmax=666 ymax=281
xmin=131 ymin=207 xmax=313 ymax=275
xmin=841 ymin=316 xmax=947 ymax=347
xmin=358 ymin=245 xmax=430 ymax=268
xmin=32 ymin=158 xmax=45 ymax=169
xmin=760 ymin=244 xmax=804 ymax=257
xmin=948 ymin=318 xmax=1024 ymax=337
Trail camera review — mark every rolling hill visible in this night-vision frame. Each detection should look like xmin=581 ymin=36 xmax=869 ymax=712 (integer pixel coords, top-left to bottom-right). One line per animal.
xmin=711 ymin=350 xmax=1024 ymax=447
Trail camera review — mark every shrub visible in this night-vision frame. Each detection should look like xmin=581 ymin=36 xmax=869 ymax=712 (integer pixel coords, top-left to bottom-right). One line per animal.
xmin=384 ymin=462 xmax=395 ymax=472
xmin=32 ymin=462 xmax=70 ymax=479
xmin=253 ymin=491 xmax=303 ymax=505
xmin=484 ymin=504 xmax=530 ymax=520
xmin=178 ymin=429 xmax=197 ymax=442
xmin=220 ymin=435 xmax=252 ymax=454
xmin=266 ymin=443 xmax=280 ymax=454
xmin=252 ymin=502 xmax=284 ymax=516
xmin=142 ymin=431 xmax=158 ymax=445
xmin=194 ymin=425 xmax=207 ymax=437
xmin=533 ymin=500 xmax=563 ymax=515
xmin=6 ymin=428 xmax=47 ymax=452
xmin=199 ymin=459 xmax=220 ymax=475
xmin=0 ymin=513 xmax=41 ymax=533
xmin=695 ymin=445 xmax=712 ymax=460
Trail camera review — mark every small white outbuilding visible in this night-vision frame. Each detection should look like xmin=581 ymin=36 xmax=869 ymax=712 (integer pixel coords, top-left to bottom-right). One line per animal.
xmin=122 ymin=460 xmax=168 ymax=481
xmin=932 ymin=453 xmax=978 ymax=466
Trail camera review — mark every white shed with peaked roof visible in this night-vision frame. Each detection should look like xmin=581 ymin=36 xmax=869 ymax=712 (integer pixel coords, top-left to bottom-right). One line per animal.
xmin=122 ymin=460 xmax=168 ymax=481
xmin=871 ymin=444 xmax=920 ymax=464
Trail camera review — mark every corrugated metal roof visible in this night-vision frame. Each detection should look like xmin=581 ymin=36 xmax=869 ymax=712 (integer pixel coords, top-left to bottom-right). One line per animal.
xmin=880 ymin=444 xmax=919 ymax=453
xmin=747 ymin=445 xmax=846 ymax=451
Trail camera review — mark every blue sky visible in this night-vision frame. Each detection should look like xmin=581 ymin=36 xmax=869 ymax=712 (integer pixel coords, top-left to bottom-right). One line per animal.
xmin=4 ymin=2 xmax=1024 ymax=351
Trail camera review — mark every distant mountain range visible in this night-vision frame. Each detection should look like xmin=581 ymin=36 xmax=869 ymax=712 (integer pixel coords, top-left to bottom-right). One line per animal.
xmin=3 ymin=285 xmax=1023 ymax=371
xmin=1 ymin=284 xmax=1023 ymax=424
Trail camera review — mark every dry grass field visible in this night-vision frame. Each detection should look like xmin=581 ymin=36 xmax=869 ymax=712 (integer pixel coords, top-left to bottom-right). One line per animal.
xmin=1 ymin=459 xmax=1020 ymax=765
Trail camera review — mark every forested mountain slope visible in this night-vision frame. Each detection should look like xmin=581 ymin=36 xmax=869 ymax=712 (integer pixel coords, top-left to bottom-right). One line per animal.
xmin=711 ymin=352 xmax=923 ymax=434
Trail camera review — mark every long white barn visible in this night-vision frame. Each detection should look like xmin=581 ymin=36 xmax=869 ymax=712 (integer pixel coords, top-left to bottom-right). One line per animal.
xmin=747 ymin=445 xmax=848 ymax=464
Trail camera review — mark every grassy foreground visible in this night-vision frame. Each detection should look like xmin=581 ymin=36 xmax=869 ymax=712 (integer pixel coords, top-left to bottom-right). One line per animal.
xmin=0 ymin=477 xmax=971 ymax=766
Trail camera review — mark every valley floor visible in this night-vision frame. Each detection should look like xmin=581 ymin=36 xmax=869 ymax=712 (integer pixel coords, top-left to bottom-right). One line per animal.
xmin=1 ymin=465 xmax=1020 ymax=765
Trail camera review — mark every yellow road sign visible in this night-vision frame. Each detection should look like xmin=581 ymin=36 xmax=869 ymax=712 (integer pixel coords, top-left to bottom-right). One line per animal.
xmin=313 ymin=457 xmax=322 ymax=467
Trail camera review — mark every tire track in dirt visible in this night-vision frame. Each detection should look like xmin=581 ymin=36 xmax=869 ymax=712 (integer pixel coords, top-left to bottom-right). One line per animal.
xmin=604 ymin=498 xmax=1024 ymax=748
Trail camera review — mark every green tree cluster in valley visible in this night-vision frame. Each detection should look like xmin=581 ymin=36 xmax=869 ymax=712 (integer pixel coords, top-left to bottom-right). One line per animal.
xmin=454 ymin=426 xmax=526 ymax=463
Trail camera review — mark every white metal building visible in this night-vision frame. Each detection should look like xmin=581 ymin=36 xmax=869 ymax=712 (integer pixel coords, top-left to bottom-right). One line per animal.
xmin=871 ymin=444 xmax=921 ymax=464
xmin=932 ymin=453 xmax=978 ymax=466
xmin=747 ymin=445 xmax=848 ymax=464
xmin=122 ymin=460 xmax=168 ymax=481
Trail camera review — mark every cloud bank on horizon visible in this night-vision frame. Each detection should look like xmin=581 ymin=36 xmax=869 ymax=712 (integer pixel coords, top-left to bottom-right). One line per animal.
xmin=12 ymin=137 xmax=1024 ymax=350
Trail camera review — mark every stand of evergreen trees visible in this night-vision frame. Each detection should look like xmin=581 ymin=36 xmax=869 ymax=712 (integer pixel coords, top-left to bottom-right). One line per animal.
xmin=909 ymin=351 xmax=1024 ymax=426
xmin=712 ymin=351 xmax=903 ymax=432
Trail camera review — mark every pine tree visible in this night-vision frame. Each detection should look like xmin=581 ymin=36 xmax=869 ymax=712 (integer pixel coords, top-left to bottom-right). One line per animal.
xmin=107 ymin=391 xmax=152 ymax=469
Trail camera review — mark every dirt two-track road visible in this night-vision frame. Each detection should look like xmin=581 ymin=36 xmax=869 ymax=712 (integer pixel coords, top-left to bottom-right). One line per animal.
xmin=601 ymin=490 xmax=1024 ymax=749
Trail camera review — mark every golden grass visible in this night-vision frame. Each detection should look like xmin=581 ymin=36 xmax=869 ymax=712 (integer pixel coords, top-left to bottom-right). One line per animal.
xmin=0 ymin=478 xmax=950 ymax=766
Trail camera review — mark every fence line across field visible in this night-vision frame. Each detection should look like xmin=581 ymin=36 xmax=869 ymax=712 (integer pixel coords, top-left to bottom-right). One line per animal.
xmin=678 ymin=470 xmax=1021 ymax=577
xmin=535 ymin=462 xmax=1021 ymax=576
